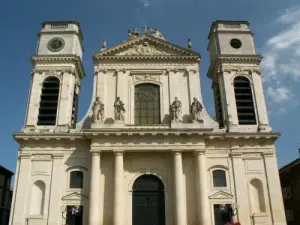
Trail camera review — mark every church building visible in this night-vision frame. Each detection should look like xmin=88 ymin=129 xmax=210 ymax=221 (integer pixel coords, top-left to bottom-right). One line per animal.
xmin=10 ymin=21 xmax=286 ymax=225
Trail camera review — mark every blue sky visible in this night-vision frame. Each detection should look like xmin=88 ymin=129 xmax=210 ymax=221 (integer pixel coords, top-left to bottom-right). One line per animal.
xmin=1 ymin=0 xmax=300 ymax=174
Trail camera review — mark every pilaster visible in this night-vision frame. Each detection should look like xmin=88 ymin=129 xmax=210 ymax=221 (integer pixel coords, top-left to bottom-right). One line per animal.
xmin=263 ymin=153 xmax=287 ymax=225
xmin=251 ymin=72 xmax=271 ymax=132
xmin=57 ymin=70 xmax=76 ymax=127
xmin=231 ymin=153 xmax=250 ymax=225
xmin=48 ymin=154 xmax=64 ymax=225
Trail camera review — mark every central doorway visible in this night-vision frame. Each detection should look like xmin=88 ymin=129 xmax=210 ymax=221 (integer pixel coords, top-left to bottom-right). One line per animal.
xmin=132 ymin=175 xmax=165 ymax=225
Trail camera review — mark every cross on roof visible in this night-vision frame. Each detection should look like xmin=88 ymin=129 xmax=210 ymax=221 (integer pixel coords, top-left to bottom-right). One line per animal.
xmin=143 ymin=25 xmax=149 ymax=33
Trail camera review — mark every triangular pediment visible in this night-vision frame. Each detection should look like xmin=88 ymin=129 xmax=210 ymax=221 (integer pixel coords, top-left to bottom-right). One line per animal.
xmin=94 ymin=35 xmax=200 ymax=59
xmin=62 ymin=192 xmax=88 ymax=200
xmin=209 ymin=190 xmax=234 ymax=199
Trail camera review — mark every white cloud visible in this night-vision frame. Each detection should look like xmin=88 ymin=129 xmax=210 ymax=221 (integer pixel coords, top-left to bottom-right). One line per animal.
xmin=261 ymin=6 xmax=300 ymax=105
xmin=266 ymin=86 xmax=291 ymax=103
xmin=140 ymin=0 xmax=151 ymax=7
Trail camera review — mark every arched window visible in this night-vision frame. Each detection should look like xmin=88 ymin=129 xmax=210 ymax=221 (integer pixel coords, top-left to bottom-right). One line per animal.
xmin=249 ymin=179 xmax=266 ymax=213
xmin=213 ymin=170 xmax=227 ymax=187
xmin=30 ymin=180 xmax=45 ymax=215
xmin=69 ymin=171 xmax=84 ymax=189
xmin=135 ymin=83 xmax=160 ymax=125
xmin=37 ymin=76 xmax=60 ymax=125
xmin=234 ymin=76 xmax=256 ymax=125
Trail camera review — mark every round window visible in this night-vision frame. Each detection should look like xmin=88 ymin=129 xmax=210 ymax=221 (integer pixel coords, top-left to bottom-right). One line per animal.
xmin=230 ymin=38 xmax=242 ymax=49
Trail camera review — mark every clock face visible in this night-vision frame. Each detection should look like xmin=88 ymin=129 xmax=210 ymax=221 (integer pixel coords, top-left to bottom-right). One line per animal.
xmin=47 ymin=37 xmax=65 ymax=52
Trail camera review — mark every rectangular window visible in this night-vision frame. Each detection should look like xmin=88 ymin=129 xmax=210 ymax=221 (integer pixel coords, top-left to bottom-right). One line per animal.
xmin=285 ymin=209 xmax=294 ymax=222
xmin=0 ymin=175 xmax=5 ymax=187
xmin=282 ymin=186 xmax=292 ymax=199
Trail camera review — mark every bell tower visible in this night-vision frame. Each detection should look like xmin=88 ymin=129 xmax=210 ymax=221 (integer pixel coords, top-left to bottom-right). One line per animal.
xmin=207 ymin=20 xmax=271 ymax=132
xmin=24 ymin=21 xmax=85 ymax=132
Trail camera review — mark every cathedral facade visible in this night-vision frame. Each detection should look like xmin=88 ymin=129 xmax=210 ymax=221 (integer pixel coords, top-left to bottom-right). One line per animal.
xmin=10 ymin=21 xmax=286 ymax=225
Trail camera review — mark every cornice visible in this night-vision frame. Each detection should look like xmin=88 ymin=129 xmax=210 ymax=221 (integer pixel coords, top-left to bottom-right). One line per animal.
xmin=207 ymin=54 xmax=262 ymax=78
xmin=13 ymin=130 xmax=279 ymax=142
xmin=94 ymin=55 xmax=200 ymax=62
xmin=93 ymin=34 xmax=200 ymax=58
xmin=31 ymin=54 xmax=86 ymax=79
xmin=13 ymin=132 xmax=84 ymax=143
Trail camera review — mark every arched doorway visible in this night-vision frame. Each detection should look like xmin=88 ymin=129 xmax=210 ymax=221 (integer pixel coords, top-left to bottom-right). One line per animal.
xmin=132 ymin=175 xmax=165 ymax=225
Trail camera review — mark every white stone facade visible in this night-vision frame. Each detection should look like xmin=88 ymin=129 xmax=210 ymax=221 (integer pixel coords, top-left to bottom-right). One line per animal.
xmin=9 ymin=21 xmax=286 ymax=225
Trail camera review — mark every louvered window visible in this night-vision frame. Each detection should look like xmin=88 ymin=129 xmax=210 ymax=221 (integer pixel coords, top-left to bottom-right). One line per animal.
xmin=71 ymin=90 xmax=78 ymax=127
xmin=213 ymin=82 xmax=224 ymax=128
xmin=37 ymin=77 xmax=60 ymax=125
xmin=234 ymin=77 xmax=256 ymax=125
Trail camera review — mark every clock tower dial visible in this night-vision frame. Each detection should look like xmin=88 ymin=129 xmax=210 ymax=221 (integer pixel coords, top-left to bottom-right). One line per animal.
xmin=47 ymin=37 xmax=65 ymax=52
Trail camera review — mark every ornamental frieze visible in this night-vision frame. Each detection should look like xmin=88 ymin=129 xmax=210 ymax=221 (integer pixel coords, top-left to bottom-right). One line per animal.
xmin=116 ymin=42 xmax=172 ymax=56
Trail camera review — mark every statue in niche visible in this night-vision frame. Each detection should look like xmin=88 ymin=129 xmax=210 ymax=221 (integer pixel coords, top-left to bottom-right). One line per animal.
xmin=170 ymin=97 xmax=182 ymax=122
xmin=114 ymin=97 xmax=125 ymax=121
xmin=92 ymin=97 xmax=104 ymax=123
xmin=191 ymin=97 xmax=203 ymax=122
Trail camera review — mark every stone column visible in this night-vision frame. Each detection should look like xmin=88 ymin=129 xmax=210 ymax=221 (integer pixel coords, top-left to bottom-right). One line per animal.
xmin=263 ymin=152 xmax=287 ymax=225
xmin=89 ymin=152 xmax=101 ymax=225
xmin=173 ymin=151 xmax=187 ymax=225
xmin=195 ymin=151 xmax=211 ymax=225
xmin=113 ymin=151 xmax=124 ymax=225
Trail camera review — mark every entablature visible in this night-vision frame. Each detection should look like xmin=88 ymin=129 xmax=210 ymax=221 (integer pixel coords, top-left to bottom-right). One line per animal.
xmin=31 ymin=54 xmax=85 ymax=79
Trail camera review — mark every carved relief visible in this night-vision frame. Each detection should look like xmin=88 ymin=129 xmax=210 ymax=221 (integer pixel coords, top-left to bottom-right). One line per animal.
xmin=132 ymin=74 xmax=160 ymax=82
xmin=117 ymin=42 xmax=171 ymax=56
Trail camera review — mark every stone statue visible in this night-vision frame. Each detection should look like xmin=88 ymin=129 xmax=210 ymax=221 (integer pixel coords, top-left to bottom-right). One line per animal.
xmin=191 ymin=97 xmax=203 ymax=122
xmin=151 ymin=28 xmax=165 ymax=40
xmin=114 ymin=97 xmax=125 ymax=121
xmin=102 ymin=39 xmax=107 ymax=49
xmin=188 ymin=39 xmax=192 ymax=48
xmin=92 ymin=97 xmax=104 ymax=123
xmin=170 ymin=97 xmax=182 ymax=122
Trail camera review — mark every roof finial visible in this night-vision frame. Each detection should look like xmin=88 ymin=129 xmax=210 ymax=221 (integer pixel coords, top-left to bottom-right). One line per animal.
xmin=143 ymin=25 xmax=149 ymax=34
xmin=188 ymin=39 xmax=192 ymax=48
xmin=102 ymin=39 xmax=107 ymax=49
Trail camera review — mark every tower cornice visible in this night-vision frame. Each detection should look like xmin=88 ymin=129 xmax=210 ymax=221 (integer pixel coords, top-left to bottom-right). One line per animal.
xmin=30 ymin=55 xmax=86 ymax=79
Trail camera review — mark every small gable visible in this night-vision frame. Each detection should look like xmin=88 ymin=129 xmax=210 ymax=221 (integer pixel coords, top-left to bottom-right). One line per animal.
xmin=209 ymin=190 xmax=234 ymax=199
xmin=62 ymin=192 xmax=88 ymax=201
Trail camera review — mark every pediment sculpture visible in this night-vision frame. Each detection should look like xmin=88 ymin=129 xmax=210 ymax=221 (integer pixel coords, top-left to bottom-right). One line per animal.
xmin=92 ymin=97 xmax=104 ymax=123
xmin=191 ymin=97 xmax=203 ymax=122
xmin=114 ymin=97 xmax=125 ymax=121
xmin=116 ymin=41 xmax=171 ymax=56
xmin=170 ymin=97 xmax=182 ymax=122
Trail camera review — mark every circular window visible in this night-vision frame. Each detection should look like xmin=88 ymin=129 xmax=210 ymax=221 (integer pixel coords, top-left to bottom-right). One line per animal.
xmin=47 ymin=37 xmax=65 ymax=52
xmin=230 ymin=38 xmax=242 ymax=49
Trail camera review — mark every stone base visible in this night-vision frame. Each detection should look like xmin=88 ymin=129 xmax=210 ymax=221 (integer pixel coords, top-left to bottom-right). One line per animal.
xmin=252 ymin=212 xmax=269 ymax=225
xmin=91 ymin=121 xmax=125 ymax=129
